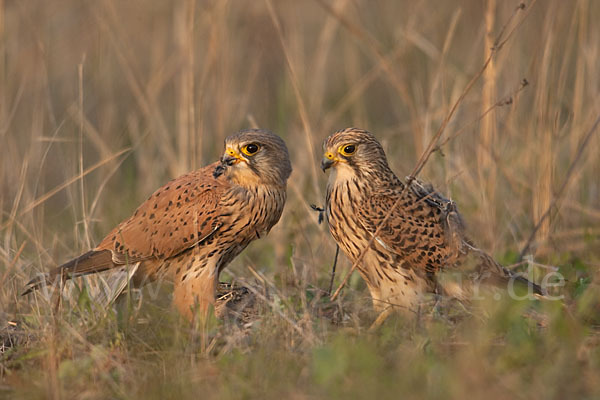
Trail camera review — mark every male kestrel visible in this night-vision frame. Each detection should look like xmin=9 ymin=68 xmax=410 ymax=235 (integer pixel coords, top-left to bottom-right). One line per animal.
xmin=321 ymin=128 xmax=542 ymax=314
xmin=25 ymin=129 xmax=292 ymax=319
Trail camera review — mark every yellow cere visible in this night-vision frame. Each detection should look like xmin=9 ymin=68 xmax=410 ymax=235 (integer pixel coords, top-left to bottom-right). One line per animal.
xmin=225 ymin=148 xmax=243 ymax=164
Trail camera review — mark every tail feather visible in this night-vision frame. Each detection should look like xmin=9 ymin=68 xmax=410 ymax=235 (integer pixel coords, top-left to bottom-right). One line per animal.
xmin=473 ymin=247 xmax=545 ymax=296
xmin=93 ymin=263 xmax=140 ymax=307
xmin=513 ymin=274 xmax=545 ymax=296
xmin=22 ymin=250 xmax=116 ymax=295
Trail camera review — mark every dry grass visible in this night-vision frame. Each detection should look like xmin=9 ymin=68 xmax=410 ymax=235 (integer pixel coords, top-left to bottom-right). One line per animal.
xmin=1 ymin=0 xmax=600 ymax=398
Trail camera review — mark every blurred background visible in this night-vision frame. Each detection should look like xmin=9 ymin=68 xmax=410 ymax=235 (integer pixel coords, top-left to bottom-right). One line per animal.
xmin=1 ymin=0 xmax=599 ymax=398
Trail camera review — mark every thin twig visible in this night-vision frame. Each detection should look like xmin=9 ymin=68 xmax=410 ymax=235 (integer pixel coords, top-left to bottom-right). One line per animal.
xmin=436 ymin=79 xmax=529 ymax=150
xmin=330 ymin=2 xmax=533 ymax=301
xmin=309 ymin=203 xmax=340 ymax=295
xmin=410 ymin=2 xmax=535 ymax=180
xmin=244 ymin=265 xmax=318 ymax=345
xmin=265 ymin=0 xmax=321 ymax=199
xmin=314 ymin=0 xmax=415 ymax=120
xmin=327 ymin=246 xmax=340 ymax=296
xmin=78 ymin=57 xmax=91 ymax=249
xmin=0 ymin=147 xmax=131 ymax=232
xmin=517 ymin=114 xmax=600 ymax=261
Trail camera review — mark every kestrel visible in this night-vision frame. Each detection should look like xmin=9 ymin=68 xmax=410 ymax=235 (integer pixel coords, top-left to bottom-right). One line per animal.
xmin=25 ymin=129 xmax=292 ymax=319
xmin=321 ymin=128 xmax=542 ymax=314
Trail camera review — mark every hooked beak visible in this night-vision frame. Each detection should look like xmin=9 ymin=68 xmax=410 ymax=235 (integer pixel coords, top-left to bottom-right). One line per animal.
xmin=321 ymin=152 xmax=338 ymax=172
xmin=221 ymin=148 xmax=243 ymax=166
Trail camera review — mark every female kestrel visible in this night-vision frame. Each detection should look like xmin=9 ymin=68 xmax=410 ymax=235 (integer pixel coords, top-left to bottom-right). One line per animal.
xmin=25 ymin=129 xmax=292 ymax=319
xmin=321 ymin=128 xmax=542 ymax=314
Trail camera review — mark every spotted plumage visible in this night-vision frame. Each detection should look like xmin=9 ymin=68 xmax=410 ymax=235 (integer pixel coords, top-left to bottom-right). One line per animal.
xmin=321 ymin=128 xmax=542 ymax=313
xmin=24 ymin=129 xmax=291 ymax=319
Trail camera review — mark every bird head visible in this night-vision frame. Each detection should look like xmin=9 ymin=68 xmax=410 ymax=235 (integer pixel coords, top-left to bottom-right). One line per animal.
xmin=217 ymin=129 xmax=292 ymax=187
xmin=321 ymin=128 xmax=392 ymax=182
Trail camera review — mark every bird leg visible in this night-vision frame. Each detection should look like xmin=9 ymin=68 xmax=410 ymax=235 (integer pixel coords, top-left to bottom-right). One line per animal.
xmin=172 ymin=267 xmax=218 ymax=321
xmin=368 ymin=306 xmax=394 ymax=332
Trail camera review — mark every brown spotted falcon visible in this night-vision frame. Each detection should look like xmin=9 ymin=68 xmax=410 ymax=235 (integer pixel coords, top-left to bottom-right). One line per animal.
xmin=24 ymin=129 xmax=292 ymax=319
xmin=321 ymin=128 xmax=542 ymax=314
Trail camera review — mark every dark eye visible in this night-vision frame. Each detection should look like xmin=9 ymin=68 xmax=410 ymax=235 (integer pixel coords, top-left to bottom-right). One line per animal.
xmin=242 ymin=143 xmax=260 ymax=156
xmin=340 ymin=144 xmax=356 ymax=156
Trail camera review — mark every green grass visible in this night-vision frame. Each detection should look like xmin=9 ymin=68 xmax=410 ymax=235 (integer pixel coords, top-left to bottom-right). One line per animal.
xmin=2 ymin=0 xmax=600 ymax=398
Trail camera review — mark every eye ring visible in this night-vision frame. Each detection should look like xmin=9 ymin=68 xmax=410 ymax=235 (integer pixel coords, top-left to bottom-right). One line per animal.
xmin=339 ymin=144 xmax=356 ymax=156
xmin=241 ymin=143 xmax=260 ymax=156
